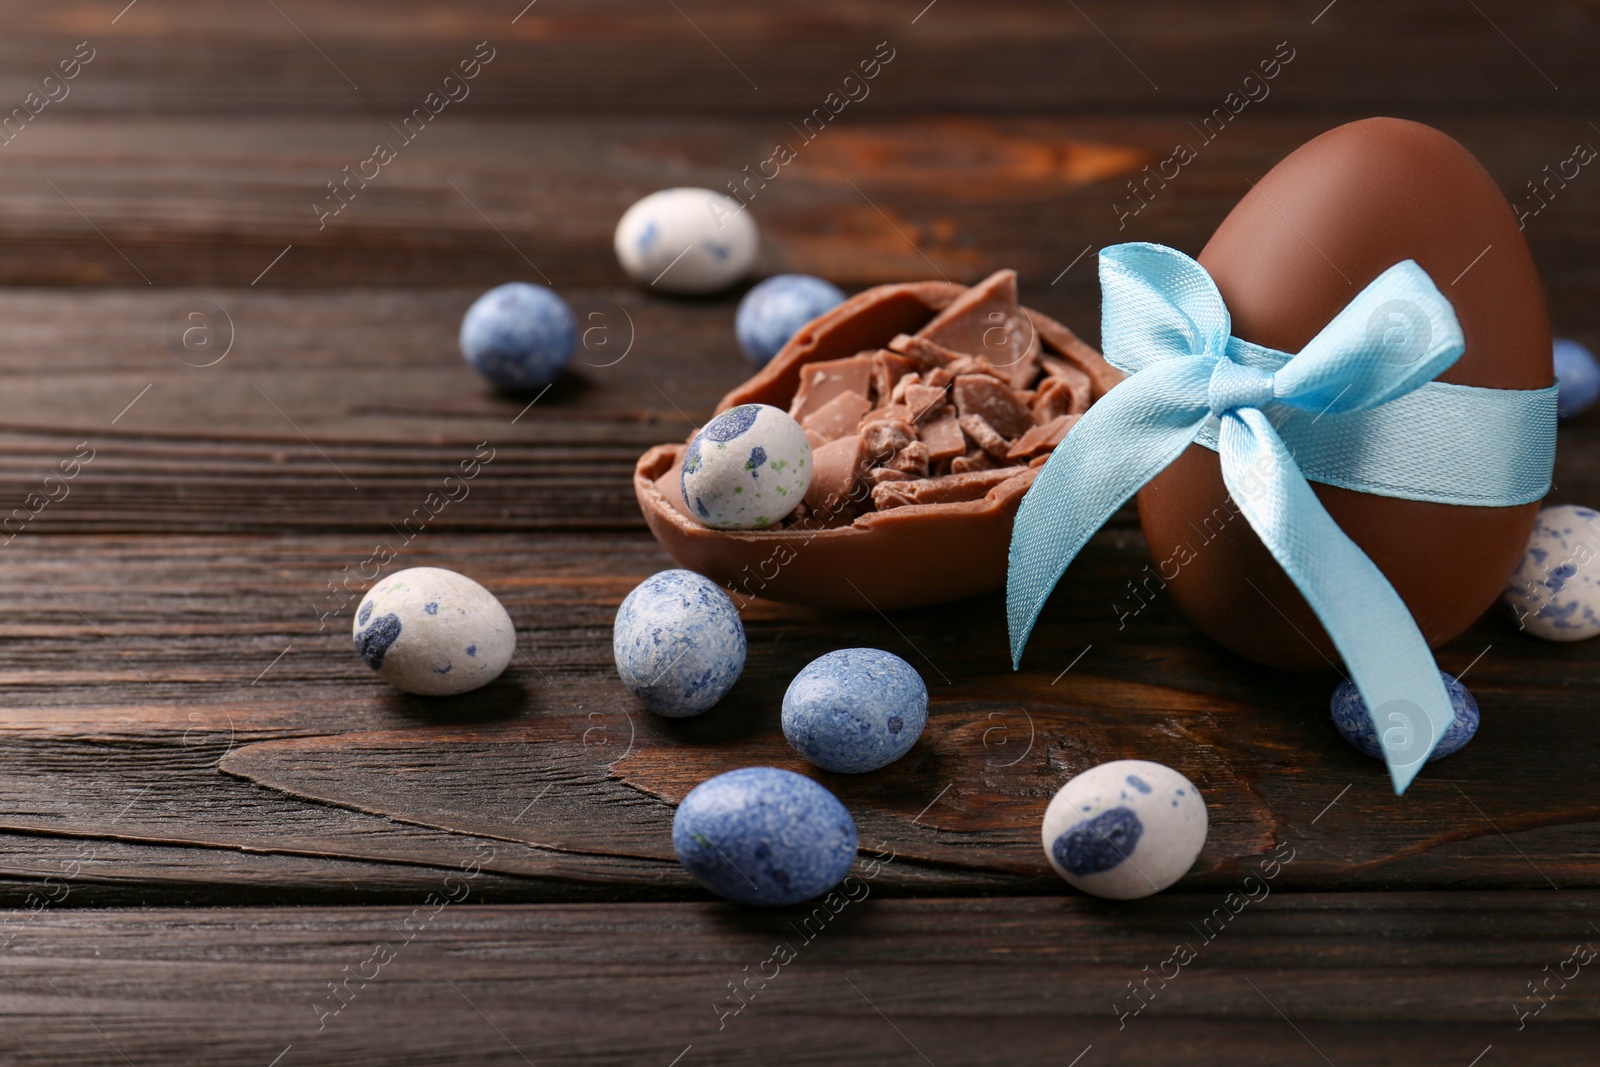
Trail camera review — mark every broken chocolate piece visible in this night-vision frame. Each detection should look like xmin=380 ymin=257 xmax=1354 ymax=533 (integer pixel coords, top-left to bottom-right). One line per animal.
xmin=887 ymin=334 xmax=958 ymax=373
xmin=902 ymin=384 xmax=949 ymax=423
xmin=1007 ymin=414 xmax=1078 ymax=460
xmin=951 ymin=449 xmax=1000 ymax=474
xmin=913 ymin=269 xmax=1040 ymax=390
xmin=958 ymin=414 xmax=1011 ymax=459
xmin=871 ymin=466 xmax=1029 ymax=510
xmin=802 ymin=390 xmax=873 ymax=445
xmin=790 ymin=354 xmax=874 ymax=421
xmin=954 ymin=375 xmax=1034 ymax=439
xmin=805 ymin=433 xmax=868 ymax=515
xmin=918 ymin=408 xmax=966 ymax=462
xmin=869 ymin=350 xmax=918 ymax=402
xmin=869 ymin=467 xmax=911 ymax=485
xmin=886 ymin=440 xmax=931 ymax=477
xmin=1040 ymin=355 xmax=1093 ymax=415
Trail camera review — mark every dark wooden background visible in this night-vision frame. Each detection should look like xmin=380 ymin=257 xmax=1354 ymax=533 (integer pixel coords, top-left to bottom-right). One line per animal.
xmin=0 ymin=1 xmax=1597 ymax=1063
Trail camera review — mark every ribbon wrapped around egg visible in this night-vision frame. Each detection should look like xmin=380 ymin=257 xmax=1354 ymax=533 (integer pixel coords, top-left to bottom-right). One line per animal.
xmin=1007 ymin=241 xmax=1556 ymax=793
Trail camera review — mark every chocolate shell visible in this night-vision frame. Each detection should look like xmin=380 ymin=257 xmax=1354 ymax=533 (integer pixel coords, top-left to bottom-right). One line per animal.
xmin=1137 ymin=118 xmax=1552 ymax=668
xmin=635 ymin=276 xmax=1116 ymax=609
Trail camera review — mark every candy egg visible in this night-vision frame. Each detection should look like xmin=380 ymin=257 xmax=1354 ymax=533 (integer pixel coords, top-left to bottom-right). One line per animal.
xmin=1136 ymin=119 xmax=1551 ymax=668
xmin=681 ymin=403 xmax=811 ymax=529
xmin=1554 ymin=338 xmax=1600 ymax=419
xmin=614 ymin=188 xmax=759 ymax=294
xmin=1330 ymin=669 xmax=1479 ymax=762
xmin=782 ymin=648 xmax=927 ymax=773
xmin=1503 ymin=504 xmax=1600 ymax=641
xmin=352 ymin=567 xmax=516 ymax=695
xmin=613 ymin=569 xmax=746 ymax=716
xmin=673 ymin=767 xmax=857 ymax=906
xmin=736 ymin=274 xmax=847 ymax=366
xmin=1041 ymin=760 xmax=1207 ymax=900
xmin=459 ymin=282 xmax=577 ymax=390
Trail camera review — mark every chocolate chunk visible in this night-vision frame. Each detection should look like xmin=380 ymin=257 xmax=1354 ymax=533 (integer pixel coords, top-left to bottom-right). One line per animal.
xmin=869 ymin=467 xmax=911 ymax=485
xmin=918 ymin=408 xmax=966 ymax=462
xmin=951 ymin=449 xmax=1000 ymax=474
xmin=871 ymin=466 xmax=1029 ymax=510
xmin=789 ymin=354 xmax=873 ymax=421
xmin=801 ymin=390 xmax=872 ymax=444
xmin=888 ymin=372 xmax=921 ymax=404
xmin=958 ymin=414 xmax=1010 ymax=459
xmin=902 ymin=384 xmax=949 ymax=423
xmin=953 ymin=375 xmax=1034 ymax=439
xmin=869 ymin=350 xmax=918 ymax=403
xmin=1033 ymin=313 xmax=1123 ymax=399
xmin=804 ymin=433 xmax=868 ymax=515
xmin=887 ymin=334 xmax=959 ymax=372
xmin=1007 ymin=414 xmax=1079 ymax=460
xmin=886 ymin=440 xmax=931 ymax=477
xmin=1040 ymin=355 xmax=1092 ymax=415
xmin=1031 ymin=378 xmax=1078 ymax=423
xmin=913 ymin=269 xmax=1040 ymax=389
xmin=861 ymin=419 xmax=917 ymax=467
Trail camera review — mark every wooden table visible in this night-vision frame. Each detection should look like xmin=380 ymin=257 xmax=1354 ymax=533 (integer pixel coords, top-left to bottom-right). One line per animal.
xmin=0 ymin=2 xmax=1596 ymax=1063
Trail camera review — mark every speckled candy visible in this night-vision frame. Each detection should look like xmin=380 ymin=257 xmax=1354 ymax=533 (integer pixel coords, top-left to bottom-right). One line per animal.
xmin=352 ymin=567 xmax=516 ymax=695
xmin=1330 ymin=669 xmax=1478 ymax=763
xmin=782 ymin=648 xmax=927 ymax=773
xmin=735 ymin=274 xmax=847 ymax=366
xmin=673 ymin=767 xmax=857 ymax=906
xmin=1503 ymin=504 xmax=1600 ymax=641
xmin=613 ymin=569 xmax=746 ymax=716
xmin=1554 ymin=338 xmax=1600 ymax=420
xmin=681 ymin=404 xmax=811 ymax=529
xmin=459 ymin=282 xmax=577 ymax=390
xmin=1041 ymin=760 xmax=1207 ymax=900
xmin=614 ymin=188 xmax=759 ymax=295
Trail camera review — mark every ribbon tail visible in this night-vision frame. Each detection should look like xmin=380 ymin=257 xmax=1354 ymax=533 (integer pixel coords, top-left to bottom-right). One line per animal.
xmin=1007 ymin=358 xmax=1211 ymax=668
xmin=1219 ymin=409 xmax=1454 ymax=794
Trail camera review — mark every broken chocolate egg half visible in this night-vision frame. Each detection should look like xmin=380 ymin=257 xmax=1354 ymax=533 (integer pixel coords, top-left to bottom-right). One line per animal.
xmin=635 ymin=269 xmax=1119 ymax=609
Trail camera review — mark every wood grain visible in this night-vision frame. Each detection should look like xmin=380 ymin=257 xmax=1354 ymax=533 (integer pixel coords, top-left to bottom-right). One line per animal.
xmin=2 ymin=896 xmax=1597 ymax=1065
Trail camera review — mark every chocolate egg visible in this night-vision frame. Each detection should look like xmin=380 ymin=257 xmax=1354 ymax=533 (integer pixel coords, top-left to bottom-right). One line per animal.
xmin=1137 ymin=119 xmax=1551 ymax=668
xmin=635 ymin=273 xmax=1118 ymax=609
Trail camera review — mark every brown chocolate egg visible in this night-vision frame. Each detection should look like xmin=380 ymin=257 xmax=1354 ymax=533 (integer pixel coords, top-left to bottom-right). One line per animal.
xmin=635 ymin=273 xmax=1118 ymax=610
xmin=1137 ymin=118 xmax=1552 ymax=668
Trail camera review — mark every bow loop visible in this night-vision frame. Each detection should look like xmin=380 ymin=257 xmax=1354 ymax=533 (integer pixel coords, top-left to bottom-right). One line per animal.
xmin=1208 ymin=360 xmax=1275 ymax=418
xmin=1272 ymin=260 xmax=1465 ymax=414
xmin=1099 ymin=243 xmax=1232 ymax=374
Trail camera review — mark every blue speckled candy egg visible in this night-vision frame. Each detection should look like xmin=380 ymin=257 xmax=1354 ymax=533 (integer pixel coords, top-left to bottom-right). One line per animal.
xmin=735 ymin=274 xmax=847 ymax=366
xmin=614 ymin=188 xmax=759 ymax=295
xmin=673 ymin=767 xmax=857 ymax=906
xmin=460 ymin=282 xmax=577 ymax=390
xmin=1041 ymin=760 xmax=1207 ymax=900
xmin=613 ymin=569 xmax=746 ymax=716
xmin=1503 ymin=504 xmax=1600 ymax=641
xmin=1330 ymin=669 xmax=1479 ymax=763
xmin=1554 ymin=338 xmax=1600 ymax=420
xmin=352 ymin=567 xmax=516 ymax=695
xmin=681 ymin=404 xmax=812 ymax=530
xmin=782 ymin=648 xmax=927 ymax=773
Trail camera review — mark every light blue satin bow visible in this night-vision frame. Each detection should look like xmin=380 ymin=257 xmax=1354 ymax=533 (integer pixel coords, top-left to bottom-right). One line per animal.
xmin=1008 ymin=242 xmax=1556 ymax=794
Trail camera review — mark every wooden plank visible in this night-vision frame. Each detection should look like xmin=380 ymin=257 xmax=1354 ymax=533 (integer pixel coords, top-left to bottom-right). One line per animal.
xmin=1 ymin=1 xmax=1593 ymax=117
xmin=0 ymin=531 xmax=1590 ymax=897
xmin=0 ymin=287 xmax=1593 ymax=536
xmin=0 ymin=896 xmax=1596 ymax=1064
xmin=0 ymin=116 xmax=1591 ymax=290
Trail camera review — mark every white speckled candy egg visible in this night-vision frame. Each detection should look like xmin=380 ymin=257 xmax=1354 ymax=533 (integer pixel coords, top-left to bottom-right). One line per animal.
xmin=352 ymin=567 xmax=516 ymax=695
xmin=613 ymin=569 xmax=746 ymax=717
xmin=1503 ymin=504 xmax=1600 ymax=641
xmin=614 ymin=188 xmax=759 ymax=294
xmin=1041 ymin=759 xmax=1207 ymax=900
xmin=681 ymin=404 xmax=812 ymax=529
